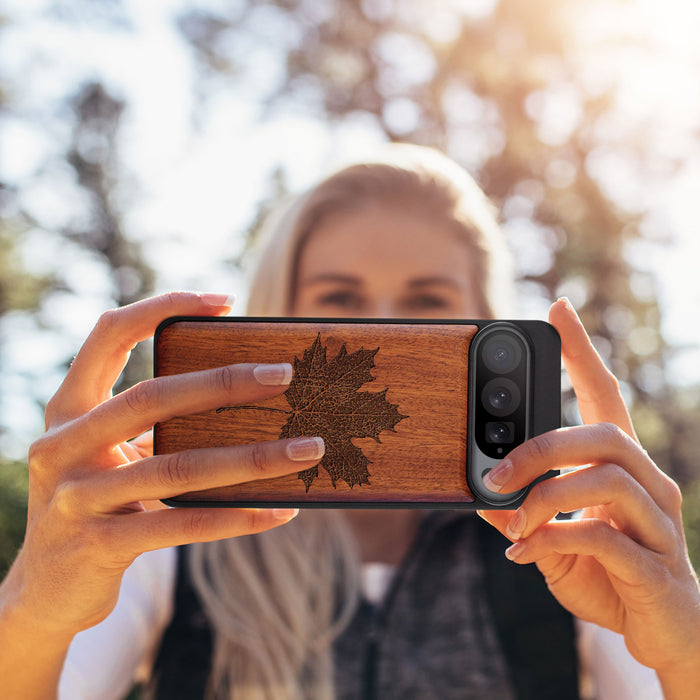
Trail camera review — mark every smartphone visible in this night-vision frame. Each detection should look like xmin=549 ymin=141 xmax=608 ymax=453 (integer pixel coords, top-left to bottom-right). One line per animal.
xmin=153 ymin=317 xmax=560 ymax=509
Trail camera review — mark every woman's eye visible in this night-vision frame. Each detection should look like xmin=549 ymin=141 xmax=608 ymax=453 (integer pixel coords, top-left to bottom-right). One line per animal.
xmin=316 ymin=290 xmax=364 ymax=310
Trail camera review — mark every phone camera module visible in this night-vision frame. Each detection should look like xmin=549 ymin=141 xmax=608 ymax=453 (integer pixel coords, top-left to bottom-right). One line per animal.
xmin=482 ymin=334 xmax=522 ymax=374
xmin=471 ymin=324 xmax=531 ymax=465
xmin=486 ymin=421 xmax=515 ymax=444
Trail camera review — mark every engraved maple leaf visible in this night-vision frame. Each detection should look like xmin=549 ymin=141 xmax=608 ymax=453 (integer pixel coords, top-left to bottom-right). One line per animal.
xmin=217 ymin=334 xmax=408 ymax=491
xmin=281 ymin=334 xmax=408 ymax=490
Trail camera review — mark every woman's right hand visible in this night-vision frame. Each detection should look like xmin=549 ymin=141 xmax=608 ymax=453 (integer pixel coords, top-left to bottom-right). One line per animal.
xmin=2 ymin=292 xmax=324 ymax=642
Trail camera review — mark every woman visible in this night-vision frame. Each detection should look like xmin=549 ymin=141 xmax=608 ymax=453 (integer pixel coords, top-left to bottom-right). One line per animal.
xmin=0 ymin=145 xmax=697 ymax=699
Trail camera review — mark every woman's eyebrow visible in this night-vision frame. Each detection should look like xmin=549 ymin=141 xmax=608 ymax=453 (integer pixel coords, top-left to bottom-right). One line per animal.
xmin=302 ymin=273 xmax=361 ymax=286
xmin=408 ymin=277 xmax=462 ymax=290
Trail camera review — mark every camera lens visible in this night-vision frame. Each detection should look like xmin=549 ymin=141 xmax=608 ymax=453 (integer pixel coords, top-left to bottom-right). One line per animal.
xmin=489 ymin=387 xmax=511 ymax=411
xmin=481 ymin=378 xmax=521 ymax=417
xmin=482 ymin=334 xmax=522 ymax=374
xmin=486 ymin=421 xmax=514 ymax=444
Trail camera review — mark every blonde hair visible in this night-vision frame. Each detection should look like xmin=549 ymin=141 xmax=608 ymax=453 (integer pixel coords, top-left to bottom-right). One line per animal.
xmin=246 ymin=143 xmax=514 ymax=318
xmin=189 ymin=512 xmax=359 ymax=700
xmin=189 ymin=144 xmax=514 ymax=699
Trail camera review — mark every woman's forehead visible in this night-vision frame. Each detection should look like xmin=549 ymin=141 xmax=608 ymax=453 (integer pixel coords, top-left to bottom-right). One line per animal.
xmin=298 ymin=202 xmax=473 ymax=273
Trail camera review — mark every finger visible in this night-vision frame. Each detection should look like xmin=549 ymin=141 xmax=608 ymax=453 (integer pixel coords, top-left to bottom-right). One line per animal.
xmin=67 ymin=362 xmax=293 ymax=455
xmin=476 ymin=509 xmax=515 ymax=539
xmin=504 ymin=464 xmax=676 ymax=554
xmin=128 ymin=430 xmax=153 ymax=459
xmin=483 ymin=423 xmax=681 ymax=514
xmin=548 ymin=298 xmax=636 ymax=439
xmin=120 ymin=431 xmax=153 ymax=461
xmin=503 ymin=518 xmax=662 ymax=588
xmin=47 ymin=292 xmax=235 ymax=423
xmin=85 ymin=437 xmax=325 ymax=508
xmin=109 ymin=506 xmax=301 ymax=558
xmin=119 ymin=441 xmax=143 ymax=462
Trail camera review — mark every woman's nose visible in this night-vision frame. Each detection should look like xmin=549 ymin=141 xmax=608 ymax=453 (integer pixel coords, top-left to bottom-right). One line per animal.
xmin=367 ymin=300 xmax=399 ymax=318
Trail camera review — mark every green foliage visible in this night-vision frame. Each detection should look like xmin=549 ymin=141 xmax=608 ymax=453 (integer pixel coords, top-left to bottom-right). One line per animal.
xmin=0 ymin=226 xmax=53 ymax=315
xmin=0 ymin=460 xmax=28 ymax=577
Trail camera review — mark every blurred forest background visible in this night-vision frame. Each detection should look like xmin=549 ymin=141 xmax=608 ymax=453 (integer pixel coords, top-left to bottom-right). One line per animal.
xmin=1 ymin=0 xmax=700 ymax=575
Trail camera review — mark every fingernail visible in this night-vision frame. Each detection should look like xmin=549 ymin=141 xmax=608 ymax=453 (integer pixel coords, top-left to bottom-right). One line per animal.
xmin=254 ymin=363 xmax=293 ymax=386
xmin=483 ymin=460 xmax=512 ymax=493
xmin=506 ymin=509 xmax=527 ymax=540
xmin=199 ymin=293 xmax=236 ymax=308
xmin=286 ymin=437 xmax=325 ymax=461
xmin=557 ymin=296 xmax=578 ymax=319
xmin=505 ymin=541 xmax=527 ymax=561
xmin=273 ymin=508 xmax=299 ymax=521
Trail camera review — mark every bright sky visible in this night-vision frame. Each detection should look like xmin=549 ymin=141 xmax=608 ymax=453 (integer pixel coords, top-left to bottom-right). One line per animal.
xmin=1 ymin=0 xmax=699 ymax=456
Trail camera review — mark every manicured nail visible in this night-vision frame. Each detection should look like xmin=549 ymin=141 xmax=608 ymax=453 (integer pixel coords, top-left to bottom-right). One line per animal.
xmin=505 ymin=541 xmax=527 ymax=561
xmin=506 ymin=509 xmax=527 ymax=540
xmin=557 ymin=296 xmax=578 ymax=319
xmin=286 ymin=437 xmax=325 ymax=461
xmin=273 ymin=508 xmax=299 ymax=521
xmin=199 ymin=293 xmax=236 ymax=308
xmin=483 ymin=460 xmax=512 ymax=493
xmin=254 ymin=363 xmax=293 ymax=386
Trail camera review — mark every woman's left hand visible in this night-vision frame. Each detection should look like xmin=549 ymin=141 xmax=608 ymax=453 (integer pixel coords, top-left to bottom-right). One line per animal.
xmin=478 ymin=298 xmax=700 ymax=696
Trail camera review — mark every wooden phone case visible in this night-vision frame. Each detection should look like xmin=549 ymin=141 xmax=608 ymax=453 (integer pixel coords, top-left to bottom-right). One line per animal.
xmin=153 ymin=317 xmax=559 ymax=508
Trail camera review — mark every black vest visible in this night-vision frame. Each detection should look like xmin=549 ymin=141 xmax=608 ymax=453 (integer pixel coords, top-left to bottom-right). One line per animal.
xmin=148 ymin=514 xmax=579 ymax=699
